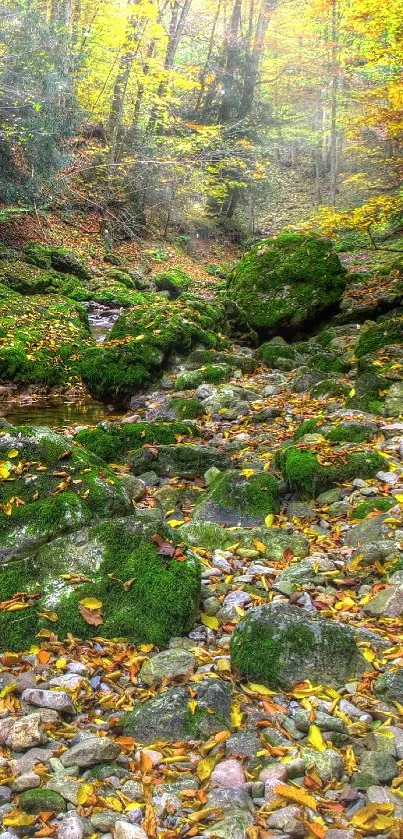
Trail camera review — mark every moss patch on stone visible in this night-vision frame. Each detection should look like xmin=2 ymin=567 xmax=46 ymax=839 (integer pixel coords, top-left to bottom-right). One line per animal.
xmin=19 ymin=789 xmax=66 ymax=814
xmin=356 ymin=316 xmax=403 ymax=358
xmin=201 ymin=470 xmax=280 ymax=519
xmin=227 ymin=233 xmax=346 ymax=337
xmin=75 ymin=421 xmax=197 ymax=462
xmin=168 ymin=398 xmax=206 ymax=420
xmin=278 ymin=444 xmax=385 ymax=498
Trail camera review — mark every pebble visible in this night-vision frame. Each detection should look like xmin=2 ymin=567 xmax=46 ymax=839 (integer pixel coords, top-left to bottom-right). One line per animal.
xmin=7 ymin=713 xmax=47 ymax=750
xmin=58 ymin=812 xmax=88 ymax=839
xmin=210 ymin=759 xmax=246 ymax=789
xmin=11 ymin=772 xmax=40 ymax=792
xmin=114 ymin=824 xmax=148 ymax=839
xmin=22 ymin=688 xmax=76 ymax=714
xmin=60 ymin=736 xmax=120 ymax=768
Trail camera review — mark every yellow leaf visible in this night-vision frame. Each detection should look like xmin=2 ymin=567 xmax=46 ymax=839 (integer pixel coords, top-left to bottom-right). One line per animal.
xmin=362 ymin=648 xmax=376 ymax=663
xmin=126 ymin=802 xmax=143 ymax=811
xmin=349 ymin=387 xmax=356 ymax=397
xmin=307 ymin=725 xmax=326 ymax=752
xmin=102 ymin=795 xmax=123 ymax=811
xmin=264 ymin=514 xmax=274 ymax=527
xmin=241 ymin=469 xmax=255 ymax=478
xmin=188 ymin=699 xmax=198 ymax=715
xmin=197 ymin=755 xmax=218 ymax=781
xmin=77 ymin=783 xmax=94 ymax=805
xmin=275 ymin=783 xmax=317 ymax=811
xmin=201 ymin=613 xmax=219 ymax=630
xmin=0 ymin=462 xmax=11 ymax=479
xmin=79 ymin=597 xmax=103 ymax=610
xmin=230 ymin=699 xmax=244 ymax=729
xmin=7 ymin=450 xmax=18 ymax=458
xmin=38 ymin=610 xmax=59 ymax=622
xmin=167 ymin=519 xmax=185 ymax=527
xmin=246 ymin=682 xmax=276 ymax=696
xmin=351 ymin=803 xmax=395 ymax=831
xmin=394 ymin=494 xmax=403 ymax=503
xmin=253 ymin=540 xmax=267 ymax=553
xmin=55 ymin=657 xmax=67 ymax=669
xmin=4 ymin=812 xmax=37 ymax=827
xmin=216 ymin=659 xmax=231 ymax=673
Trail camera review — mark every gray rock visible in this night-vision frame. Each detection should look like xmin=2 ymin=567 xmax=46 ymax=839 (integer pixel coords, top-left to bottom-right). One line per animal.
xmin=267 ymin=806 xmax=306 ymax=837
xmin=21 ymin=689 xmax=76 ymax=714
xmin=383 ymin=726 xmax=403 ymax=759
xmin=374 ymin=671 xmax=403 ymax=702
xmin=11 ymin=772 xmax=40 ymax=792
xmin=47 ymin=776 xmax=80 ymax=804
xmin=345 ymin=513 xmax=394 ymax=548
xmin=121 ymin=679 xmax=232 ymax=743
xmin=366 ymin=785 xmax=403 ymax=818
xmin=231 ymin=603 xmax=368 ymax=690
xmin=90 ymin=811 xmax=123 ymax=831
xmin=60 ymin=736 xmax=120 ymax=768
xmin=0 ymin=788 xmax=11 ymax=804
xmin=7 ymin=713 xmax=47 ymax=751
xmin=226 ymin=731 xmax=261 ymax=758
xmin=211 ymin=759 xmax=245 ymax=789
xmin=385 ymin=382 xmax=403 ymax=417
xmin=114 ymin=825 xmax=148 ymax=839
xmin=204 ymin=812 xmax=254 ymax=839
xmin=140 ymin=650 xmax=195 ymax=686
xmin=216 ymin=591 xmax=251 ymax=622
xmin=10 ymin=748 xmax=54 ymax=775
xmin=119 ymin=475 xmax=146 ymax=501
xmin=275 ymin=557 xmax=335 ymax=595
xmin=364 ymin=584 xmax=403 ymax=617
xmin=58 ymin=812 xmax=88 ymax=839
xmin=301 ymin=748 xmax=344 ymax=783
xmin=294 ymin=710 xmax=347 ymax=733
xmin=130 ymin=445 xmax=231 ymax=479
xmin=354 ymin=750 xmax=398 ymax=785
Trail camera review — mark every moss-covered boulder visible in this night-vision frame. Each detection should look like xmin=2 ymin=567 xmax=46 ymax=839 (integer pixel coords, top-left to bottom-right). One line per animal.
xmin=167 ymin=397 xmax=206 ymax=420
xmin=294 ymin=419 xmax=377 ymax=444
xmin=278 ymin=443 xmax=385 ymax=498
xmin=347 ymin=371 xmax=388 ymax=414
xmin=25 ymin=243 xmax=90 ymax=280
xmin=256 ymin=342 xmax=299 ymax=370
xmin=0 ymin=516 xmax=200 ymax=651
xmin=193 ymin=470 xmax=280 ymax=526
xmin=121 ymin=679 xmax=231 ymax=743
xmin=227 ymin=233 xmax=346 ymax=337
xmin=174 ymin=365 xmax=231 ymax=390
xmin=186 ymin=349 xmax=256 ymax=374
xmin=154 ymin=268 xmax=191 ymax=299
xmin=230 ymin=603 xmax=368 ymax=689
xmin=80 ymin=294 xmax=227 ymax=401
xmin=75 ymin=421 xmax=197 ymax=463
xmin=19 ymin=788 xmax=66 ymax=814
xmin=0 ymin=425 xmax=131 ymax=562
xmin=129 ymin=444 xmax=231 ymax=479
xmin=0 ymin=285 xmax=91 ymax=387
xmin=356 ymin=315 xmax=403 ymax=358
xmin=178 ymin=521 xmax=309 ymax=558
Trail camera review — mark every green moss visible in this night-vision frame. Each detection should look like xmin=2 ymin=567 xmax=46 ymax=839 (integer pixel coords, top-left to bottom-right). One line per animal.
xmin=203 ymin=471 xmax=280 ymax=518
xmin=50 ymin=523 xmax=200 ymax=646
xmin=257 ymin=343 xmax=296 ymax=367
xmin=231 ymin=629 xmax=282 ymax=686
xmin=307 ymin=351 xmax=350 ymax=374
xmin=75 ymin=421 xmax=196 ymax=462
xmin=279 ymin=445 xmax=386 ymax=498
xmin=356 ymin=317 xmax=403 ymax=358
xmin=154 ymin=268 xmax=191 ymax=297
xmin=186 ymin=349 xmax=256 ymax=373
xmin=19 ymin=789 xmax=66 ymax=814
xmin=49 ymin=247 xmax=90 ymax=280
xmin=294 ymin=418 xmax=324 ymax=440
xmin=0 ymin=607 xmax=39 ymax=652
xmin=311 ymin=379 xmax=350 ymax=398
xmin=168 ymin=398 xmax=206 ymax=420
xmin=174 ymin=365 xmax=230 ymax=391
xmin=327 ymin=423 xmax=376 ymax=443
xmin=24 ymin=243 xmax=52 ymax=268
xmin=347 ymin=372 xmax=388 ymax=413
xmin=228 ymin=233 xmax=346 ymax=335
xmin=107 ymin=269 xmax=135 ymax=289
xmin=351 ymin=497 xmax=395 ymax=519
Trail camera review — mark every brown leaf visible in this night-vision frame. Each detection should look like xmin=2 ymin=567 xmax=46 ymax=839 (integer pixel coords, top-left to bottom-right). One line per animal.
xmin=78 ymin=604 xmax=103 ymax=626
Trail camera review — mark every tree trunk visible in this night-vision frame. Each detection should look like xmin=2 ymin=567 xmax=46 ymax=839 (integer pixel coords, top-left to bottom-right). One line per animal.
xmin=238 ymin=0 xmax=274 ymax=119
xmin=329 ymin=0 xmax=339 ymax=206
xmin=148 ymin=0 xmax=193 ymax=133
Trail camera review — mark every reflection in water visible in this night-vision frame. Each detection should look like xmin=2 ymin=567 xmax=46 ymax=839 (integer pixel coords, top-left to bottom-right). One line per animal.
xmin=3 ymin=401 xmax=120 ymax=429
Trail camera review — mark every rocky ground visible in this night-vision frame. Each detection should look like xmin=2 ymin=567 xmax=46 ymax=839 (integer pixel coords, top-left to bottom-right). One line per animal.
xmin=0 ymin=234 xmax=402 ymax=839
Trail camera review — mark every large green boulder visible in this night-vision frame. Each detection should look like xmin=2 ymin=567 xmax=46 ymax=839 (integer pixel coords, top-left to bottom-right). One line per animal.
xmin=278 ymin=443 xmax=385 ymax=498
xmin=75 ymin=421 xmax=197 ymax=463
xmin=179 ymin=521 xmax=309 ymax=558
xmin=129 ymin=444 xmax=231 ymax=479
xmin=193 ymin=470 xmax=280 ymax=526
xmin=0 ymin=516 xmax=200 ymax=651
xmin=0 ymin=425 xmax=131 ymax=562
xmin=230 ymin=603 xmax=368 ymax=689
xmin=227 ymin=233 xmax=346 ymax=337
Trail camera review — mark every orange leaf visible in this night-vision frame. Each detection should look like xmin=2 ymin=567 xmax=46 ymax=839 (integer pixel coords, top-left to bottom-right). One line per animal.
xmin=38 ymin=650 xmax=51 ymax=665
xmin=275 ymin=783 xmax=317 ymax=811
xmin=78 ymin=604 xmax=103 ymax=626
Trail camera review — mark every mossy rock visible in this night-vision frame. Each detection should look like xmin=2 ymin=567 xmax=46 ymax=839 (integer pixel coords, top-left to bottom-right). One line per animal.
xmin=129 ymin=444 xmax=231 ymax=479
xmin=227 ymin=233 xmax=346 ymax=337
xmin=278 ymin=444 xmax=386 ymax=498
xmin=75 ymin=421 xmax=197 ymax=463
xmin=256 ymin=343 xmax=298 ymax=368
xmin=0 ymin=517 xmax=200 ymax=651
xmin=193 ymin=470 xmax=280 ymax=526
xmin=174 ymin=364 xmax=231 ymax=391
xmin=186 ymin=349 xmax=256 ymax=373
xmin=0 ymin=285 xmax=91 ymax=387
xmin=81 ymin=294 xmax=227 ymax=402
xmin=25 ymin=243 xmax=90 ymax=280
xmin=0 ymin=425 xmax=131 ymax=562
xmin=154 ymin=268 xmax=191 ymax=299
xmin=351 ymin=497 xmax=395 ymax=520
xmin=295 ymin=419 xmax=376 ymax=445
xmin=230 ymin=603 xmax=368 ymax=689
xmin=168 ymin=398 xmax=206 ymax=420
xmin=178 ymin=521 xmax=309 ymax=558
xmin=347 ymin=372 xmax=388 ymax=413
xmin=356 ymin=316 xmax=403 ymax=358
xmin=307 ymin=351 xmax=351 ymax=374
xmin=19 ymin=788 xmax=66 ymax=814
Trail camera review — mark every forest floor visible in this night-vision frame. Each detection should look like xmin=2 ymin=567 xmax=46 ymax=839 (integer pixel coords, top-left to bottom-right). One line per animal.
xmin=0 ymin=222 xmax=402 ymax=839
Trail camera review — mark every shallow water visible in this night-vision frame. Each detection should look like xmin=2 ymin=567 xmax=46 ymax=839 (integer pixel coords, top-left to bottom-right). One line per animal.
xmin=86 ymin=302 xmax=122 ymax=343
xmin=2 ymin=400 xmax=120 ymax=429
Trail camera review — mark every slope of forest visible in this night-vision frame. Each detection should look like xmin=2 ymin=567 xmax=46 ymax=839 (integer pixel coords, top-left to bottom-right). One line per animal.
xmin=0 ymin=0 xmax=403 ymax=838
